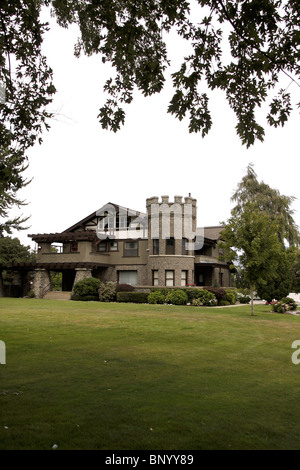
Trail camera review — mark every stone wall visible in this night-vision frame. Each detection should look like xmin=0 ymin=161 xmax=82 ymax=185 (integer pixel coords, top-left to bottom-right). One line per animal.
xmin=148 ymin=255 xmax=195 ymax=287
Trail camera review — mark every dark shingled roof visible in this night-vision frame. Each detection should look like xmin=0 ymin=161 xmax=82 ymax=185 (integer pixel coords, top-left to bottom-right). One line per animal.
xmin=203 ymin=226 xmax=224 ymax=241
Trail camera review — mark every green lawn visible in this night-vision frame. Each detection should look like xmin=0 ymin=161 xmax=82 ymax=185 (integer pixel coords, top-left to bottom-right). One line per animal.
xmin=0 ymin=297 xmax=300 ymax=450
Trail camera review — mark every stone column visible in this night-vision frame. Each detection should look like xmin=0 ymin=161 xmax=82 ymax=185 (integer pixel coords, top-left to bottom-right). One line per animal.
xmin=32 ymin=269 xmax=51 ymax=299
xmin=73 ymin=268 xmax=93 ymax=285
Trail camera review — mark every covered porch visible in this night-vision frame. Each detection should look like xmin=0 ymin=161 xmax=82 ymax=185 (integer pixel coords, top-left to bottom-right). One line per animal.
xmin=194 ymin=261 xmax=231 ymax=287
xmin=0 ymin=261 xmax=109 ymax=298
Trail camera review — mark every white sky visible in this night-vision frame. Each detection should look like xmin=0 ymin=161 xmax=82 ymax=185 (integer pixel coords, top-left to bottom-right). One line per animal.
xmin=10 ymin=7 xmax=300 ymax=250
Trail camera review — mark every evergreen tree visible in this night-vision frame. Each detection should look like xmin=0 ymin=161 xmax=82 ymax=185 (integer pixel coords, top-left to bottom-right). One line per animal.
xmin=0 ymin=236 xmax=36 ymax=264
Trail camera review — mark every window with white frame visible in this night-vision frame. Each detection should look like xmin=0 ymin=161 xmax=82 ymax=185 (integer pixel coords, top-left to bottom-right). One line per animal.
xmin=152 ymin=270 xmax=159 ymax=286
xmin=119 ymin=215 xmax=127 ymax=229
xmin=98 ymin=215 xmax=116 ymax=230
xmin=181 ymin=270 xmax=188 ymax=286
xmin=165 ymin=270 xmax=174 ymax=287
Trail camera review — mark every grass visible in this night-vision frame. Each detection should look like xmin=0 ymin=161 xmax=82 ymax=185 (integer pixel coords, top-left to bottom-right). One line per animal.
xmin=1 ymin=297 xmax=300 ymax=450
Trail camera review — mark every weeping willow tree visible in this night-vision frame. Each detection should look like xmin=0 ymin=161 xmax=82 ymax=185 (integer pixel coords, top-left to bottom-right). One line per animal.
xmin=231 ymin=163 xmax=299 ymax=247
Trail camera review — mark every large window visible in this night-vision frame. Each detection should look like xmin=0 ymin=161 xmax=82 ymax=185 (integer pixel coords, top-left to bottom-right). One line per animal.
xmin=153 ymin=239 xmax=159 ymax=255
xmin=97 ymin=240 xmax=118 ymax=252
xmin=165 ymin=270 xmax=174 ymax=287
xmin=118 ymin=270 xmax=138 ymax=285
xmin=152 ymin=270 xmax=159 ymax=286
xmin=181 ymin=270 xmax=188 ymax=286
xmin=166 ymin=238 xmax=175 ymax=255
xmin=124 ymin=241 xmax=138 ymax=256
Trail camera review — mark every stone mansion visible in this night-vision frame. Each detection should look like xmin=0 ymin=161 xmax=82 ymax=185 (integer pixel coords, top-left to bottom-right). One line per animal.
xmin=0 ymin=195 xmax=232 ymax=298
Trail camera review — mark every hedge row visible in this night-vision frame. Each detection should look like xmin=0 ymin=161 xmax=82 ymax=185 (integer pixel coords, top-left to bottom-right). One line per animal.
xmin=116 ymin=292 xmax=149 ymax=303
xmin=70 ymin=277 xmax=248 ymax=306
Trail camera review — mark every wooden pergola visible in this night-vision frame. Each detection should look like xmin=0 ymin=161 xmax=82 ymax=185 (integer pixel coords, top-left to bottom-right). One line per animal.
xmin=0 ymin=261 xmax=109 ymax=272
xmin=28 ymin=231 xmax=98 ymax=243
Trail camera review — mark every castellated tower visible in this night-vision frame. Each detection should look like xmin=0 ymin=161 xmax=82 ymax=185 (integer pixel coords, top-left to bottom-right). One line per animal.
xmin=146 ymin=195 xmax=197 ymax=287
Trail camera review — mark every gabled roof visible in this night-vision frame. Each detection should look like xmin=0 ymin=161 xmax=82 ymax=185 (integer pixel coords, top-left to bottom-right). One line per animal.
xmin=63 ymin=202 xmax=146 ymax=233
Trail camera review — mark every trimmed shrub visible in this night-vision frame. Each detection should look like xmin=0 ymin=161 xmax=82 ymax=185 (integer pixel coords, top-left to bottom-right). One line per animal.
xmin=183 ymin=287 xmax=201 ymax=302
xmin=224 ymin=291 xmax=236 ymax=305
xmin=71 ymin=294 xmax=99 ymax=301
xmin=166 ymin=289 xmax=188 ymax=305
xmin=98 ymin=281 xmax=117 ymax=302
xmin=116 ymin=292 xmax=149 ymax=303
xmin=239 ymin=295 xmax=251 ymax=304
xmin=150 ymin=288 xmax=170 ymax=296
xmin=206 ymin=287 xmax=226 ymax=304
xmin=72 ymin=277 xmax=102 ymax=300
xmin=148 ymin=291 xmax=166 ymax=304
xmin=192 ymin=289 xmax=217 ymax=306
xmin=219 ymin=300 xmax=230 ymax=306
xmin=116 ymin=284 xmax=135 ymax=293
